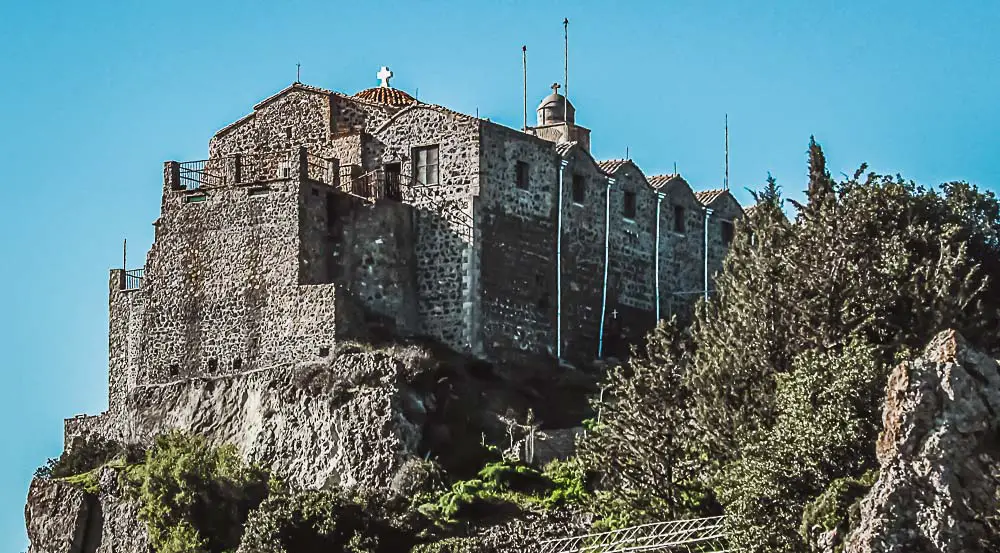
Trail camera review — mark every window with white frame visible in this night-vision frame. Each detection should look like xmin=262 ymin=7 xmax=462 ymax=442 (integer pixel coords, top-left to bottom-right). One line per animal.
xmin=414 ymin=145 xmax=440 ymax=186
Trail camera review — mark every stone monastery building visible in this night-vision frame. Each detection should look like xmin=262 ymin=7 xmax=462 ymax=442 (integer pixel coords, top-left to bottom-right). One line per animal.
xmin=107 ymin=67 xmax=743 ymax=411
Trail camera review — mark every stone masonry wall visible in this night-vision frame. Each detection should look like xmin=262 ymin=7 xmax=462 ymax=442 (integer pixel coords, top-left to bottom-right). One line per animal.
xmin=108 ymin=269 xmax=145 ymax=417
xmin=134 ymin=166 xmax=336 ymax=390
xmin=559 ymin=149 xmax=612 ymax=363
xmin=209 ymin=86 xmax=334 ymax=158
xmin=603 ymin=164 xmax=658 ymax=356
xmin=704 ymin=194 xmax=743 ymax=282
xmin=372 ymin=106 xmax=481 ymax=351
xmin=478 ymin=124 xmax=559 ymax=362
xmin=657 ymin=180 xmax=715 ymax=320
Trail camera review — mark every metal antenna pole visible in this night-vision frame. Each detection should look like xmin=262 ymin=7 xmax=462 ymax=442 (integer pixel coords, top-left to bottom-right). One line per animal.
xmin=296 ymin=63 xmax=301 ymax=83
xmin=725 ymin=114 xmax=729 ymax=190
xmin=522 ymin=45 xmax=528 ymax=132
xmin=123 ymin=238 xmax=126 ymax=270
xmin=563 ymin=18 xmax=569 ymax=120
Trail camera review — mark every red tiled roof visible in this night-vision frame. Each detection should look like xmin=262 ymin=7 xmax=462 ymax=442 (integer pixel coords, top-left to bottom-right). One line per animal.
xmin=353 ymin=86 xmax=417 ymax=106
xmin=555 ymin=142 xmax=576 ymax=157
xmin=596 ymin=159 xmax=629 ymax=175
xmin=648 ymin=174 xmax=682 ymax=189
xmin=694 ymin=188 xmax=728 ymax=206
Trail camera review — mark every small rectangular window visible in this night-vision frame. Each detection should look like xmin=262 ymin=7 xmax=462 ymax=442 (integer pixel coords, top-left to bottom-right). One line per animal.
xmin=722 ymin=220 xmax=735 ymax=246
xmin=414 ymin=145 xmax=440 ymax=186
xmin=572 ymin=174 xmax=585 ymax=204
xmin=623 ymin=190 xmax=637 ymax=220
xmin=516 ymin=161 xmax=530 ymax=190
xmin=674 ymin=205 xmax=686 ymax=233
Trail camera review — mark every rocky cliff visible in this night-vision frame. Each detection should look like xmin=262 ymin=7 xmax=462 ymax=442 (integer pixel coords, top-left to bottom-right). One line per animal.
xmin=844 ymin=331 xmax=1000 ymax=553
xmin=25 ymin=343 xmax=594 ymax=553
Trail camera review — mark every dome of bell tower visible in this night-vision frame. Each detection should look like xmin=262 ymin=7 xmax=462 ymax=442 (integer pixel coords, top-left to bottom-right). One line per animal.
xmin=536 ymin=83 xmax=575 ymax=125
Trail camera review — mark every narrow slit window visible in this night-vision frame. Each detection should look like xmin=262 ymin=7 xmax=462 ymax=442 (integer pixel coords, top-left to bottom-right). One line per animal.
xmin=722 ymin=220 xmax=735 ymax=246
xmin=572 ymin=174 xmax=585 ymax=204
xmin=623 ymin=190 xmax=637 ymax=219
xmin=674 ymin=205 xmax=686 ymax=233
xmin=516 ymin=161 xmax=530 ymax=190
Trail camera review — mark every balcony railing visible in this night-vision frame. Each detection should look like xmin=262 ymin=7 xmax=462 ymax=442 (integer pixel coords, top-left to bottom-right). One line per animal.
xmin=123 ymin=268 xmax=144 ymax=291
xmin=171 ymin=151 xmax=296 ymax=190
xmin=179 ymin=159 xmax=228 ymax=190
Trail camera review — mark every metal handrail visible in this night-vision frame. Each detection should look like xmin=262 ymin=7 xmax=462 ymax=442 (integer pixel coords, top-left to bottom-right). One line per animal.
xmin=538 ymin=516 xmax=732 ymax=553
xmin=123 ymin=268 xmax=144 ymax=291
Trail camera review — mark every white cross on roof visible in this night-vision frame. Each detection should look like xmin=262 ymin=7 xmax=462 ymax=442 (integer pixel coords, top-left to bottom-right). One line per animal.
xmin=377 ymin=66 xmax=393 ymax=88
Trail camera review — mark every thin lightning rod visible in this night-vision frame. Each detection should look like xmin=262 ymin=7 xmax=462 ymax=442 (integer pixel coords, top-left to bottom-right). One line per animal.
xmin=563 ymin=18 xmax=569 ymax=120
xmin=725 ymin=114 xmax=729 ymax=190
xmin=522 ymin=45 xmax=528 ymax=132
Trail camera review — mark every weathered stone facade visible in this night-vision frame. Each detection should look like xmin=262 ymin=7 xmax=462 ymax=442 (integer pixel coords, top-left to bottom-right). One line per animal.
xmin=82 ymin=75 xmax=744 ymax=440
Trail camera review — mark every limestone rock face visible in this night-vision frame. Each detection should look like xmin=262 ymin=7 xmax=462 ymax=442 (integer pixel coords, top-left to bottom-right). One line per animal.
xmin=25 ymin=479 xmax=90 ymax=553
xmin=92 ymin=467 xmax=149 ymax=553
xmin=845 ymin=330 xmax=1000 ymax=553
xmin=120 ymin=349 xmax=430 ymax=490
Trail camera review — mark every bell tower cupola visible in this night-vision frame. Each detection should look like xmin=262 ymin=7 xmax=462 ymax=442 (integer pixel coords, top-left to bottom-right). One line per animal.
xmin=527 ymin=83 xmax=591 ymax=152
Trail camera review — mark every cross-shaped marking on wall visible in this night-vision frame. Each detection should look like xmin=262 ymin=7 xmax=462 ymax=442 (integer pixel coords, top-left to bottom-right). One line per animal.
xmin=377 ymin=66 xmax=393 ymax=88
xmin=611 ymin=309 xmax=619 ymax=319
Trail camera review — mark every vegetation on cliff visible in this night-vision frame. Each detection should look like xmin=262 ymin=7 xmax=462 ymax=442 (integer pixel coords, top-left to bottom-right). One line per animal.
xmin=578 ymin=138 xmax=1000 ymax=552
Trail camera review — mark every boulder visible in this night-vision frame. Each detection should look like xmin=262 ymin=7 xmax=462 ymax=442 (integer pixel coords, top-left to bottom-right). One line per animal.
xmin=845 ymin=330 xmax=1000 ymax=552
xmin=24 ymin=478 xmax=90 ymax=553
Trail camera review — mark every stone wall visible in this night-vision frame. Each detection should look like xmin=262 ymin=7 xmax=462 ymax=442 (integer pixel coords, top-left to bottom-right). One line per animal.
xmin=209 ymin=87 xmax=331 ymax=158
xmin=657 ymin=179 xmax=716 ymax=320
xmin=301 ymin=189 xmax=419 ymax=335
xmin=704 ymin=193 xmax=743 ymax=283
xmin=559 ymin=149 xmax=612 ymax=362
xmin=372 ymin=105 xmax=482 ymax=351
xmin=478 ymin=125 xmax=559 ymax=362
xmin=108 ymin=270 xmax=144 ymax=416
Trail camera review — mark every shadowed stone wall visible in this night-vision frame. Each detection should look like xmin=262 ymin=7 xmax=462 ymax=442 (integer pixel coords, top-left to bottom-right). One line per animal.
xmin=372 ymin=106 xmax=482 ymax=351
xmin=559 ymin=150 xmax=612 ymax=363
xmin=479 ymin=125 xmax=559 ymax=362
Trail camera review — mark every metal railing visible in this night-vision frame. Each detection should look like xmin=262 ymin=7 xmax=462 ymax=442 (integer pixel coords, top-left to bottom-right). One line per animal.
xmin=539 ymin=516 xmax=732 ymax=553
xmin=123 ymin=268 xmax=144 ymax=291
xmin=178 ymin=159 xmax=228 ymax=190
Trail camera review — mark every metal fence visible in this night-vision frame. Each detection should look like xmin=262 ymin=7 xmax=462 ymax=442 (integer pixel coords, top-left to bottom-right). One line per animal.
xmin=123 ymin=268 xmax=144 ymax=291
xmin=538 ymin=516 xmax=732 ymax=553
xmin=178 ymin=159 xmax=228 ymax=190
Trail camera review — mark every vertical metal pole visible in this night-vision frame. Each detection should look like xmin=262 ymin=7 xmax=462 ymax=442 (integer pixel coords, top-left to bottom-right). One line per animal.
xmin=704 ymin=208 xmax=713 ymax=302
xmin=123 ymin=238 xmax=127 ymax=270
xmin=557 ymin=160 xmax=567 ymax=360
xmin=563 ymin=18 xmax=569 ymax=119
xmin=655 ymin=194 xmax=662 ymax=321
xmin=598 ymin=178 xmax=613 ymax=358
xmin=725 ymin=114 xmax=729 ymax=191
xmin=522 ymin=46 xmax=528 ymax=132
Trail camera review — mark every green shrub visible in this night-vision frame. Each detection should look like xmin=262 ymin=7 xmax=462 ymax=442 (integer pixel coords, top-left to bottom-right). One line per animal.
xmin=800 ymin=471 xmax=878 ymax=545
xmin=126 ymin=431 xmax=268 ymax=553
xmin=35 ymin=435 xmax=136 ymax=481
xmin=418 ymin=457 xmax=589 ymax=525
xmin=240 ymin=488 xmax=418 ymax=553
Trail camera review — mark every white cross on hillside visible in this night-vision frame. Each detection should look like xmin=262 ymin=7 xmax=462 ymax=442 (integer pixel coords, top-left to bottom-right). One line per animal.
xmin=377 ymin=66 xmax=393 ymax=88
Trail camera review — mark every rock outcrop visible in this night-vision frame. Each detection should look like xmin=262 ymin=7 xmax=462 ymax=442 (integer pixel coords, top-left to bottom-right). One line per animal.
xmin=25 ymin=479 xmax=90 ymax=553
xmin=845 ymin=330 xmax=1000 ymax=552
xmin=26 ymin=344 xmax=594 ymax=552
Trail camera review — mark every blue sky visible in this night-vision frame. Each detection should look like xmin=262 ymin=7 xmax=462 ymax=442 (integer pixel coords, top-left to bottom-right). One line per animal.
xmin=1 ymin=0 xmax=997 ymax=549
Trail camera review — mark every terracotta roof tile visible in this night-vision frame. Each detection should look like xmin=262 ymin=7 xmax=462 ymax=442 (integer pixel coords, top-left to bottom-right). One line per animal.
xmin=648 ymin=174 xmax=682 ymax=189
xmin=694 ymin=188 xmax=728 ymax=206
xmin=353 ymin=87 xmax=417 ymax=106
xmin=596 ymin=159 xmax=629 ymax=175
xmin=555 ymin=142 xmax=576 ymax=157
